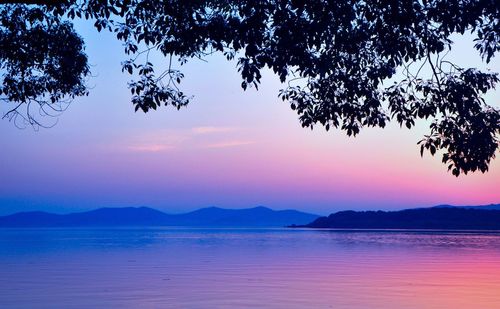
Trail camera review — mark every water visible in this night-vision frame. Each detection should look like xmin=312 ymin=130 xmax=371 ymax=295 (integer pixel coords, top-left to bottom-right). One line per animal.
xmin=1 ymin=228 xmax=499 ymax=308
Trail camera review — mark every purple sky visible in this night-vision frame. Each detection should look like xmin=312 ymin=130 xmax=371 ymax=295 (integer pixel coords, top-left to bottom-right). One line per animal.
xmin=0 ymin=23 xmax=498 ymax=215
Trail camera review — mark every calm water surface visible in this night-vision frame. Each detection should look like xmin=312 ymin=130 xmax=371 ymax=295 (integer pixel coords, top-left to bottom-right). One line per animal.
xmin=0 ymin=228 xmax=499 ymax=308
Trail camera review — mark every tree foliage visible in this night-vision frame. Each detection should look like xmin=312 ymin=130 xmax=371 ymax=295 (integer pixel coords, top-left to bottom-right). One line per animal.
xmin=0 ymin=4 xmax=89 ymax=127
xmin=0 ymin=0 xmax=499 ymax=176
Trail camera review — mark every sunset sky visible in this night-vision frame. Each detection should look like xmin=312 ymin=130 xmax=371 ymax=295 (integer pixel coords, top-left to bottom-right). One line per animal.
xmin=0 ymin=23 xmax=498 ymax=215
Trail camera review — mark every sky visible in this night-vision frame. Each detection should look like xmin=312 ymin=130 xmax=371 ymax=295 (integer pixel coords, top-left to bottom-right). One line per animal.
xmin=0 ymin=23 xmax=499 ymax=215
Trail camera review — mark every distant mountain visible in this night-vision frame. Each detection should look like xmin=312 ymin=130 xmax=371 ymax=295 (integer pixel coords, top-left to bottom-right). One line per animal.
xmin=0 ymin=206 xmax=319 ymax=228
xmin=432 ymin=203 xmax=500 ymax=210
xmin=301 ymin=207 xmax=500 ymax=230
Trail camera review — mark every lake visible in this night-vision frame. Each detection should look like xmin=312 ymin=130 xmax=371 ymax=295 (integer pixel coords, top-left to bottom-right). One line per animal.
xmin=1 ymin=228 xmax=499 ymax=308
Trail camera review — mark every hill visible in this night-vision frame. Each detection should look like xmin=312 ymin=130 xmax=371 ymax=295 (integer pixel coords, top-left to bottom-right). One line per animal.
xmin=432 ymin=204 xmax=500 ymax=210
xmin=0 ymin=206 xmax=319 ymax=228
xmin=301 ymin=207 xmax=500 ymax=230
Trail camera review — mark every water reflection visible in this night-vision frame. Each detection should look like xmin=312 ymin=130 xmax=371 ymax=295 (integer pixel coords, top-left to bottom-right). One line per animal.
xmin=1 ymin=228 xmax=499 ymax=308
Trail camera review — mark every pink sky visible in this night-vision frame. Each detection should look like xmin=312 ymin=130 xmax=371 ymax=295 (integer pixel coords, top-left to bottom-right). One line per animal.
xmin=0 ymin=25 xmax=498 ymax=215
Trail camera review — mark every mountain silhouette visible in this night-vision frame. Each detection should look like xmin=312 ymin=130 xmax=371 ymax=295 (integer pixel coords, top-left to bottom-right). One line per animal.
xmin=0 ymin=206 xmax=319 ymax=228
xmin=302 ymin=206 xmax=500 ymax=230
xmin=432 ymin=203 xmax=500 ymax=210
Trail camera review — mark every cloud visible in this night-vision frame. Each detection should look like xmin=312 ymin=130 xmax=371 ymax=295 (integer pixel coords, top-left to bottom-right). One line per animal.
xmin=121 ymin=126 xmax=249 ymax=153
xmin=123 ymin=129 xmax=188 ymax=153
xmin=128 ymin=144 xmax=175 ymax=152
xmin=191 ymin=126 xmax=237 ymax=135
xmin=206 ymin=141 xmax=256 ymax=148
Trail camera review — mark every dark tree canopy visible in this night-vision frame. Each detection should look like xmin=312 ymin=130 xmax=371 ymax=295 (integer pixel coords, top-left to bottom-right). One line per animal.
xmin=0 ymin=0 xmax=499 ymax=176
xmin=0 ymin=4 xmax=89 ymax=126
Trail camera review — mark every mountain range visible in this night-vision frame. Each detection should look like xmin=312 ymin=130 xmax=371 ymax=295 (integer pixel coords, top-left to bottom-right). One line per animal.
xmin=0 ymin=206 xmax=319 ymax=228
xmin=1 ymin=204 xmax=499 ymax=229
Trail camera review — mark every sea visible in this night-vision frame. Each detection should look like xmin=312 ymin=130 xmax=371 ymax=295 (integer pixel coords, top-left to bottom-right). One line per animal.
xmin=1 ymin=228 xmax=499 ymax=308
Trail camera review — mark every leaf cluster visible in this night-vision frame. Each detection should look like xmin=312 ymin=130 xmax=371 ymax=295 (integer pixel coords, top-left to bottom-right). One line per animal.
xmin=0 ymin=4 xmax=89 ymax=128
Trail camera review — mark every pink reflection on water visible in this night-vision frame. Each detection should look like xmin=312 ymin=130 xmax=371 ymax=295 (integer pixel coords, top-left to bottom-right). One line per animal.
xmin=0 ymin=229 xmax=499 ymax=308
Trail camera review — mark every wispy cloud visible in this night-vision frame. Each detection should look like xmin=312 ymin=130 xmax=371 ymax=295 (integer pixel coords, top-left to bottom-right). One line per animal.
xmin=191 ymin=126 xmax=237 ymax=135
xmin=128 ymin=144 xmax=175 ymax=153
xmin=120 ymin=126 xmax=250 ymax=153
xmin=206 ymin=140 xmax=256 ymax=149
